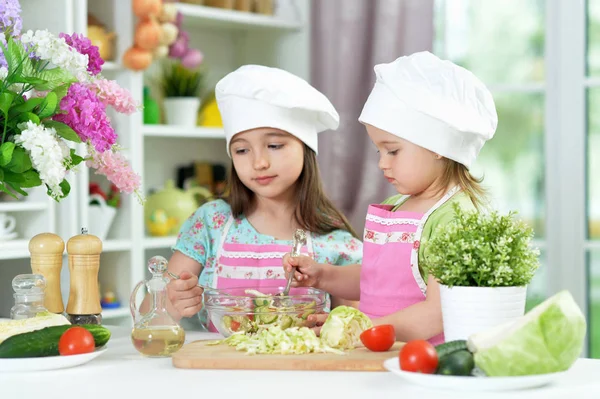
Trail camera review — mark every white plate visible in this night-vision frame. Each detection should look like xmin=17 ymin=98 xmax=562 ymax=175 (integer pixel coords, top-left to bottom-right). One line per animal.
xmin=383 ymin=357 xmax=566 ymax=392
xmin=0 ymin=347 xmax=107 ymax=372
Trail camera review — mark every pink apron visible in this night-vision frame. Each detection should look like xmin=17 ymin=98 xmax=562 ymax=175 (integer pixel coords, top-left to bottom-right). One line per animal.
xmin=358 ymin=186 xmax=460 ymax=345
xmin=207 ymin=216 xmax=315 ymax=332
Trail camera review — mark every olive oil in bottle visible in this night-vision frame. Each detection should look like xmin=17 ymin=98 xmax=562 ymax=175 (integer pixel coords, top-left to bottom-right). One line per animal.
xmin=131 ymin=325 xmax=185 ymax=357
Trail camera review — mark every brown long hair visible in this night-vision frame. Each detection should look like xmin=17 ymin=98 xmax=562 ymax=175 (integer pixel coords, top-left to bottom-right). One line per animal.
xmin=437 ymin=159 xmax=488 ymax=211
xmin=225 ymin=144 xmax=359 ymax=238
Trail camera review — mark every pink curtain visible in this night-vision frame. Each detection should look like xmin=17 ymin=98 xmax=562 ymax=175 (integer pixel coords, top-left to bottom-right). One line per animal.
xmin=312 ymin=0 xmax=435 ymax=232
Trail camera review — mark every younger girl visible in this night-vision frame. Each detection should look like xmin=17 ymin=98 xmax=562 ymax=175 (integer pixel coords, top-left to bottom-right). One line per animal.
xmin=166 ymin=65 xmax=362 ymax=329
xmin=284 ymin=51 xmax=498 ymax=344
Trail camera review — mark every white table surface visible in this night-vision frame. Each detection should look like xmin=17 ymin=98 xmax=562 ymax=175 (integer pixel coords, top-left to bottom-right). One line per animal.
xmin=1 ymin=325 xmax=600 ymax=399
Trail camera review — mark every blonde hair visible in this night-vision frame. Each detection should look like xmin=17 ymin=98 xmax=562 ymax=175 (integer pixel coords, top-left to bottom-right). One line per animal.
xmin=438 ymin=159 xmax=488 ymax=211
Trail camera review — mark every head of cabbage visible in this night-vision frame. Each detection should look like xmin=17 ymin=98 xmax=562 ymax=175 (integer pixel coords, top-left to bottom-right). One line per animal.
xmin=467 ymin=290 xmax=586 ymax=376
xmin=320 ymin=306 xmax=373 ymax=350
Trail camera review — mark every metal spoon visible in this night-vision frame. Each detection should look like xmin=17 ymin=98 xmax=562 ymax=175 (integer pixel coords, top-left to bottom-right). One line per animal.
xmin=280 ymin=229 xmax=307 ymax=297
xmin=166 ymin=270 xmax=213 ymax=291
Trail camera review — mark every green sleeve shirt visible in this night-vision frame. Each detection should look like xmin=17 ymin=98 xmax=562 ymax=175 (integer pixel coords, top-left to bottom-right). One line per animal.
xmin=381 ymin=191 xmax=476 ymax=280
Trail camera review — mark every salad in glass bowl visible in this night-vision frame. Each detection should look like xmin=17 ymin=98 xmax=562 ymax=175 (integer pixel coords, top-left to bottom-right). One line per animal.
xmin=203 ymin=286 xmax=327 ymax=337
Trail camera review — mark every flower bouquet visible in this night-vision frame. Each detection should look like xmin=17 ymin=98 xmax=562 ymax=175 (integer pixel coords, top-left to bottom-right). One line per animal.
xmin=0 ymin=0 xmax=142 ymax=202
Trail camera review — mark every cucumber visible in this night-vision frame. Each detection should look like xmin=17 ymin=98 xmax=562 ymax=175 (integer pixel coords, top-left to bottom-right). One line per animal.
xmin=253 ymin=298 xmax=271 ymax=307
xmin=301 ymin=308 xmax=315 ymax=320
xmin=434 ymin=339 xmax=468 ymax=359
xmin=259 ymin=313 xmax=278 ymax=324
xmin=436 ymin=350 xmax=475 ymax=376
xmin=279 ymin=315 xmax=293 ymax=329
xmin=0 ymin=324 xmax=111 ymax=358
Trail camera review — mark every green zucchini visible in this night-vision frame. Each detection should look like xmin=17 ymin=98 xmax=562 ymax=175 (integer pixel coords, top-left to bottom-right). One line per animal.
xmin=434 ymin=339 xmax=468 ymax=359
xmin=436 ymin=350 xmax=475 ymax=376
xmin=0 ymin=324 xmax=111 ymax=358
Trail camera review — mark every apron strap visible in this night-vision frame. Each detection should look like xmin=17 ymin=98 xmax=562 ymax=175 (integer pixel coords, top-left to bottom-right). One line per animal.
xmin=410 ymin=185 xmax=461 ymax=295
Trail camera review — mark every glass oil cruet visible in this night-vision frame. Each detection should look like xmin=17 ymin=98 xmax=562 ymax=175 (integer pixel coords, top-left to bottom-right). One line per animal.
xmin=11 ymin=274 xmax=48 ymax=320
xmin=130 ymin=255 xmax=185 ymax=357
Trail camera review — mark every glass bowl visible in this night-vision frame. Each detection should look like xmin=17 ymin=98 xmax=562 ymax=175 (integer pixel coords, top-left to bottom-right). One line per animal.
xmin=203 ymin=286 xmax=326 ymax=337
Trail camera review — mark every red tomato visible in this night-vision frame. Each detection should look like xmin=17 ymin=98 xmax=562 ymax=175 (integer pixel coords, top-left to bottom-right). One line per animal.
xmin=58 ymin=327 xmax=95 ymax=356
xmin=398 ymin=340 xmax=438 ymax=373
xmin=360 ymin=325 xmax=396 ymax=352
xmin=230 ymin=320 xmax=241 ymax=331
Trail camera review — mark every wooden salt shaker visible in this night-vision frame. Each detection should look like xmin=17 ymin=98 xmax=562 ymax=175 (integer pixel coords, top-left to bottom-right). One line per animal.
xmin=29 ymin=233 xmax=65 ymax=314
xmin=66 ymin=228 xmax=103 ymax=325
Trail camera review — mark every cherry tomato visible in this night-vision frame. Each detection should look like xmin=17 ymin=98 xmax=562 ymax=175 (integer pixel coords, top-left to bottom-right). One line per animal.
xmin=399 ymin=340 xmax=438 ymax=373
xmin=360 ymin=325 xmax=396 ymax=352
xmin=230 ymin=320 xmax=241 ymax=331
xmin=58 ymin=327 xmax=95 ymax=356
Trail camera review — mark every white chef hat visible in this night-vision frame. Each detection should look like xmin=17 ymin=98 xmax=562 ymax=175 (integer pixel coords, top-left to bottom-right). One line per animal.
xmin=215 ymin=65 xmax=339 ymax=156
xmin=358 ymin=51 xmax=498 ymax=168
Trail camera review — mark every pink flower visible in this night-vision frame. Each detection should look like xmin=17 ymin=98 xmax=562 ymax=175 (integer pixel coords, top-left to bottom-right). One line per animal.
xmin=87 ymin=148 xmax=141 ymax=194
xmin=55 ymin=83 xmax=116 ymax=152
xmin=59 ymin=32 xmax=104 ymax=75
xmin=89 ymin=79 xmax=139 ymax=114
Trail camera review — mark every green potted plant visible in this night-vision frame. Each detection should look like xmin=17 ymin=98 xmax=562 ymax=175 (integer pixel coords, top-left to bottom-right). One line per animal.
xmin=422 ymin=203 xmax=540 ymax=341
xmin=159 ymin=61 xmax=205 ymax=127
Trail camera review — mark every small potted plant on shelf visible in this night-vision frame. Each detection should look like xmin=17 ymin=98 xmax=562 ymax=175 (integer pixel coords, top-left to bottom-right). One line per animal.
xmin=422 ymin=203 xmax=540 ymax=341
xmin=88 ymin=182 xmax=120 ymax=241
xmin=159 ymin=60 xmax=205 ymax=127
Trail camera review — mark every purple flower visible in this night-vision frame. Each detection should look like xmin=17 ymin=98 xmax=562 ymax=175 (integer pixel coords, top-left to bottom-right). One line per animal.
xmin=54 ymin=83 xmax=117 ymax=152
xmin=59 ymin=32 xmax=104 ymax=76
xmin=0 ymin=0 xmax=23 ymax=69
xmin=0 ymin=0 xmax=22 ymax=36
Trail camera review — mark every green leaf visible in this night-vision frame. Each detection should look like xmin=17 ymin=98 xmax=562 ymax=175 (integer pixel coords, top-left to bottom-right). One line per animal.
xmin=34 ymin=68 xmax=76 ymax=91
xmin=69 ymin=148 xmax=84 ymax=167
xmin=6 ymin=181 xmax=28 ymax=196
xmin=0 ymin=142 xmax=15 ymax=166
xmin=0 ymin=181 xmax=18 ymax=199
xmin=51 ymin=84 xmax=70 ymax=105
xmin=1 ymin=36 xmax=28 ymax=75
xmin=0 ymin=92 xmax=16 ymax=116
xmin=20 ymin=169 xmax=42 ymax=188
xmin=15 ymin=112 xmax=40 ymax=125
xmin=58 ymin=179 xmax=70 ymax=197
xmin=6 ymin=146 xmax=32 ymax=173
xmin=37 ymin=92 xmax=58 ymax=119
xmin=43 ymin=120 xmax=80 ymax=143
xmin=12 ymin=97 xmax=44 ymax=113
xmin=0 ymin=168 xmax=3 ymax=181
xmin=13 ymin=76 xmax=47 ymax=86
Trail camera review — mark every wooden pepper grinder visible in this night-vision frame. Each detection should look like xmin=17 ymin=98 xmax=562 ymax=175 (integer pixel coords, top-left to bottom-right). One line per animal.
xmin=66 ymin=228 xmax=103 ymax=325
xmin=29 ymin=233 xmax=65 ymax=314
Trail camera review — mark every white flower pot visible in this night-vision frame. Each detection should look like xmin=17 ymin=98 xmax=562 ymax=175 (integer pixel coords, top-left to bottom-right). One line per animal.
xmin=439 ymin=285 xmax=527 ymax=341
xmin=88 ymin=194 xmax=117 ymax=241
xmin=163 ymin=97 xmax=201 ymax=127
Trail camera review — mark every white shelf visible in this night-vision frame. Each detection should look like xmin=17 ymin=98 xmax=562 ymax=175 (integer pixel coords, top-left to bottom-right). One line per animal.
xmin=102 ymin=307 xmax=130 ymax=319
xmin=142 ymin=124 xmax=225 ymax=139
xmin=143 ymin=236 xmax=177 ymax=249
xmin=0 ymin=239 xmax=30 ymax=260
xmin=176 ymin=3 xmax=301 ymax=31
xmin=102 ymin=240 xmax=133 ymax=252
xmin=0 ymin=201 xmax=48 ymax=212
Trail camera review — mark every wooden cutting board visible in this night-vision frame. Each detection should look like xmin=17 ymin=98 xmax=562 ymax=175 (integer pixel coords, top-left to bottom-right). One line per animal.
xmin=172 ymin=340 xmax=404 ymax=371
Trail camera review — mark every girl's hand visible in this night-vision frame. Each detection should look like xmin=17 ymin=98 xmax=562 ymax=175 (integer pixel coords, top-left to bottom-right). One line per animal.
xmin=167 ymin=271 xmax=204 ymax=317
xmin=283 ymin=254 xmax=322 ymax=288
xmin=304 ymin=312 xmax=329 ymax=336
